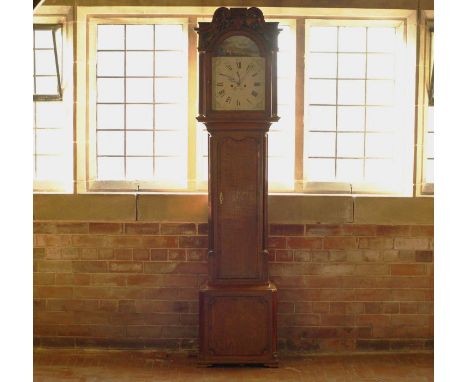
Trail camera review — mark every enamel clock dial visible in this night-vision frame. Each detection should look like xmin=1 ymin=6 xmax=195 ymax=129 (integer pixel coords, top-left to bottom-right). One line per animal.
xmin=212 ymin=57 xmax=265 ymax=111
xmin=211 ymin=35 xmax=265 ymax=111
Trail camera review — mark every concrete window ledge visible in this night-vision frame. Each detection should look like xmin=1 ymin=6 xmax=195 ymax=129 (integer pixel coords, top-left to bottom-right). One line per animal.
xmin=33 ymin=194 xmax=433 ymax=225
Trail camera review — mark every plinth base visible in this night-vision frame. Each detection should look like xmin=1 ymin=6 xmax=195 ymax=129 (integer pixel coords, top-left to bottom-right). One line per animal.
xmin=198 ymin=282 xmax=278 ymax=366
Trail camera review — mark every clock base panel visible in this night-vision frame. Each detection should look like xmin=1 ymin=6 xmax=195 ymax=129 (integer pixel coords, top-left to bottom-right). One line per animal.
xmin=198 ymin=283 xmax=278 ymax=366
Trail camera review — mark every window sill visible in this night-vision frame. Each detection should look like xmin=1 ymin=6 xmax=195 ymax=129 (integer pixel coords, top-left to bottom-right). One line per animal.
xmin=33 ymin=193 xmax=433 ymax=225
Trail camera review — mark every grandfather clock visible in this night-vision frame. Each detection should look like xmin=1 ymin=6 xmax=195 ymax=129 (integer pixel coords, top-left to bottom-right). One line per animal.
xmin=196 ymin=7 xmax=279 ymax=366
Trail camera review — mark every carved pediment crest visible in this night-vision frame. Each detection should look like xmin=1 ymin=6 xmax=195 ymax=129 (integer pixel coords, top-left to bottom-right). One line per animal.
xmin=196 ymin=7 xmax=278 ymax=51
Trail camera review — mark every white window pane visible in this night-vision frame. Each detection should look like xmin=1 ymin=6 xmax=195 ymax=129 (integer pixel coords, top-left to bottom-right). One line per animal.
xmin=366 ymin=133 xmax=394 ymax=158
xmin=97 ymin=78 xmax=124 ymax=102
xmin=367 ymin=54 xmax=395 ymax=79
xmin=278 ymin=78 xmax=295 ymax=105
xmin=367 ymin=27 xmax=396 ymax=52
xmin=35 ymin=50 xmax=56 ymax=75
xmin=425 ymin=133 xmax=434 ymax=159
xmin=35 ymin=156 xmax=66 ymax=180
xmin=308 ymin=79 xmax=336 ymax=104
xmin=366 ymin=106 xmax=396 ymax=132
xmin=336 ymin=159 xmax=363 ymax=181
xmin=155 ymin=157 xmax=186 ymax=182
xmin=337 ymin=106 xmax=365 ymax=131
xmin=367 ymin=80 xmax=394 ymax=105
xmin=268 ymin=156 xmax=292 ymax=183
xmin=126 ymin=104 xmax=153 ymax=130
xmin=338 ymin=80 xmax=365 ymax=105
xmin=97 ymin=25 xmax=124 ymax=50
xmin=126 ymin=157 xmax=154 ymax=180
xmin=199 ymin=156 xmax=208 ymax=182
xmin=337 ymin=133 xmax=364 ymax=157
xmin=97 ymin=157 xmax=124 ymax=180
xmin=126 ymin=52 xmax=153 ymax=76
xmin=308 ymin=53 xmax=337 ymax=78
xmin=277 ymin=51 xmax=295 ymax=78
xmin=155 ymin=51 xmax=184 ymax=76
xmin=97 ymin=131 xmax=124 ymax=155
xmin=155 ymin=25 xmax=183 ymax=50
xmin=425 ymin=159 xmax=434 ymax=183
xmin=426 ymin=106 xmax=434 ymax=133
xmin=268 ymin=131 xmax=284 ymax=157
xmin=155 ymin=104 xmax=184 ymax=130
xmin=278 ymin=25 xmax=293 ymax=50
xmin=155 ymin=78 xmax=183 ymax=103
xmin=200 ymin=129 xmax=209 ymax=157
xmin=126 ymin=131 xmax=153 ymax=156
xmin=155 ymin=130 xmax=184 ymax=156
xmin=97 ymin=52 xmax=124 ymax=77
xmin=126 ymin=25 xmax=154 ymax=50
xmin=306 ymin=158 xmax=335 ymax=181
xmin=308 ymin=106 xmax=336 ymax=131
xmin=35 ymin=129 xmax=65 ymax=155
xmin=307 ymin=132 xmax=335 ymax=157
xmin=35 ymin=30 xmax=53 ymax=49
xmin=338 ymin=53 xmax=366 ymax=78
xmin=274 ymin=107 xmax=294 ymax=133
xmin=35 ymin=102 xmax=64 ymax=128
xmin=338 ymin=27 xmax=366 ymax=52
xmin=97 ymin=104 xmax=124 ymax=130
xmin=127 ymin=78 xmax=153 ymax=102
xmin=365 ymin=159 xmax=396 ymax=182
xmin=309 ymin=27 xmax=337 ymax=52
xmin=36 ymin=76 xmax=58 ymax=95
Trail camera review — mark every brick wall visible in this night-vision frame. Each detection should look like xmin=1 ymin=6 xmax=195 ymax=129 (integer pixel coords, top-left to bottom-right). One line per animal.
xmin=33 ymin=220 xmax=433 ymax=352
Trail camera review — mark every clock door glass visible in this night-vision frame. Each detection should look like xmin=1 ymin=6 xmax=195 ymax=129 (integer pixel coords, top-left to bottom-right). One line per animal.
xmin=212 ymin=56 xmax=265 ymax=111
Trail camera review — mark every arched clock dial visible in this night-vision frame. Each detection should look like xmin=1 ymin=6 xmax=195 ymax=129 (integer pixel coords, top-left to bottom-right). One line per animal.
xmin=212 ymin=56 xmax=265 ymax=111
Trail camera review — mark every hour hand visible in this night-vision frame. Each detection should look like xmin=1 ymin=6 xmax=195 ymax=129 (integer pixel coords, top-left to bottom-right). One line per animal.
xmin=218 ymin=73 xmax=236 ymax=82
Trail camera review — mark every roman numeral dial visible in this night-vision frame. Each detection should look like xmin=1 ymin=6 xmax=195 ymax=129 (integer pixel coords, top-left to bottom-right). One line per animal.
xmin=212 ymin=57 xmax=265 ymax=111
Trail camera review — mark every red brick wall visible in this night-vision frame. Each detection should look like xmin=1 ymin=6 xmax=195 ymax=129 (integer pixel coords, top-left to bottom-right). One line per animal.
xmin=33 ymin=222 xmax=433 ymax=352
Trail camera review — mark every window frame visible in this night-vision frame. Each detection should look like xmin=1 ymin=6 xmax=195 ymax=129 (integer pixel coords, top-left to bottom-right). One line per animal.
xmin=416 ymin=10 xmax=434 ymax=196
xmin=301 ymin=17 xmax=414 ymax=196
xmin=33 ymin=9 xmax=73 ymax=193
xmin=85 ymin=16 xmax=190 ymax=192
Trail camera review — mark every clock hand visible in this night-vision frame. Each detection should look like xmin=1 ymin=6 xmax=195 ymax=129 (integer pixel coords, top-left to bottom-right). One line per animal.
xmin=218 ymin=73 xmax=237 ymax=83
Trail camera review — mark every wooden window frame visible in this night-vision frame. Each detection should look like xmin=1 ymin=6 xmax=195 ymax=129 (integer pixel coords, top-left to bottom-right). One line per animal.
xmin=85 ymin=16 xmax=190 ymax=192
xmin=33 ymin=8 xmax=73 ymax=193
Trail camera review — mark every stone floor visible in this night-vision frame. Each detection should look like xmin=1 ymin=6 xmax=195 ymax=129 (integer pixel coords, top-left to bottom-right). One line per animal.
xmin=34 ymin=349 xmax=433 ymax=382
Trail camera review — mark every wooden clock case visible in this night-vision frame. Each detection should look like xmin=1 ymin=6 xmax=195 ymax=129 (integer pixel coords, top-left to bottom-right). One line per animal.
xmin=196 ymin=7 xmax=280 ymax=367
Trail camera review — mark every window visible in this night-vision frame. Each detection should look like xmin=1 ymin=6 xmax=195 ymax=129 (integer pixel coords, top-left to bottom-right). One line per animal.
xmin=32 ymin=8 xmax=422 ymax=195
xmin=34 ymin=24 xmax=62 ymax=100
xmin=89 ymin=21 xmax=188 ymax=190
xmin=33 ymin=22 xmax=72 ymax=192
xmin=303 ymin=21 xmax=411 ymax=194
xmin=422 ymin=24 xmax=434 ymax=193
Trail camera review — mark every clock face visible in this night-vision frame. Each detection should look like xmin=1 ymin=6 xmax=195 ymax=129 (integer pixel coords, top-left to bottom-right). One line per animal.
xmin=212 ymin=56 xmax=265 ymax=111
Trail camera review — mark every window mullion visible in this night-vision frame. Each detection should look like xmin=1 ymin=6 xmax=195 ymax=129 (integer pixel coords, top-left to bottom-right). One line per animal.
xmin=294 ymin=18 xmax=305 ymax=192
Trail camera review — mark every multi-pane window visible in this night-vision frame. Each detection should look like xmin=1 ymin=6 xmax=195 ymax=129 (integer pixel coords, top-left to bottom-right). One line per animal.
xmin=94 ymin=24 xmax=187 ymax=188
xmin=304 ymin=24 xmax=405 ymax=192
xmin=423 ymin=26 xmax=434 ymax=188
xmin=33 ymin=24 xmax=71 ymax=190
xmin=34 ymin=25 xmax=62 ymax=99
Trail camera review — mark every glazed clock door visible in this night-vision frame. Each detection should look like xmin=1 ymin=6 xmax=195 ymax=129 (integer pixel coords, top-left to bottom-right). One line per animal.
xmin=211 ymin=130 xmax=267 ymax=284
